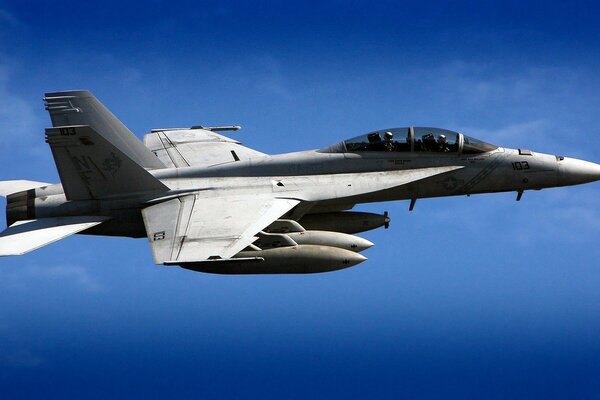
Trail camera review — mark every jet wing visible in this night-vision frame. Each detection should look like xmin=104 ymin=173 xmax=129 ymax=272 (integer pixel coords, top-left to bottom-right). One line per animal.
xmin=0 ymin=216 xmax=110 ymax=256
xmin=142 ymin=193 xmax=299 ymax=264
xmin=143 ymin=128 xmax=266 ymax=168
xmin=141 ymin=165 xmax=462 ymax=265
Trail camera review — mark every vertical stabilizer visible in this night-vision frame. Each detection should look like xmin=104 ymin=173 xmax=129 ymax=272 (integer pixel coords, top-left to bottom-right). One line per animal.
xmin=45 ymin=125 xmax=169 ymax=200
xmin=44 ymin=90 xmax=165 ymax=170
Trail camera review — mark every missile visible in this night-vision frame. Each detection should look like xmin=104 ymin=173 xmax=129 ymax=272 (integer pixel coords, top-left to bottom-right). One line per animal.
xmin=177 ymin=245 xmax=367 ymax=274
xmin=297 ymin=211 xmax=390 ymax=234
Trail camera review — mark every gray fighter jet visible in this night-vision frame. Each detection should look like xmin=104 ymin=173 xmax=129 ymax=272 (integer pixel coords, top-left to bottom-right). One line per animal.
xmin=1 ymin=90 xmax=599 ymax=274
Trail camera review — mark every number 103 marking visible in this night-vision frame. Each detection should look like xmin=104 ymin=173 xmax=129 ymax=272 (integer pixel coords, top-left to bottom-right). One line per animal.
xmin=512 ymin=161 xmax=530 ymax=170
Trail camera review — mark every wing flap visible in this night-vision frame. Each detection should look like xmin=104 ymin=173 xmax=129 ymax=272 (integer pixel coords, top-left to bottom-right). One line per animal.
xmin=141 ymin=195 xmax=195 ymax=264
xmin=0 ymin=216 xmax=110 ymax=256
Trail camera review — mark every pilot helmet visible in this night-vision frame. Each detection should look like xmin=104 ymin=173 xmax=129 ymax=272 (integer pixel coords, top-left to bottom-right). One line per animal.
xmin=438 ymin=134 xmax=447 ymax=143
xmin=384 ymin=131 xmax=393 ymax=141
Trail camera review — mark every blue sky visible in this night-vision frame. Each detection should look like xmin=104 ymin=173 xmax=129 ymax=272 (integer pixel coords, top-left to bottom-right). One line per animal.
xmin=2 ymin=1 xmax=600 ymax=398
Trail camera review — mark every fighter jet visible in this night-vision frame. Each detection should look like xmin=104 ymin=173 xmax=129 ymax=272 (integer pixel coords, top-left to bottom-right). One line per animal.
xmin=1 ymin=90 xmax=599 ymax=274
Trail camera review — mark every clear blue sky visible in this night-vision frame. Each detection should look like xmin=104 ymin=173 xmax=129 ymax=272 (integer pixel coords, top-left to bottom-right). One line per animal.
xmin=2 ymin=1 xmax=600 ymax=398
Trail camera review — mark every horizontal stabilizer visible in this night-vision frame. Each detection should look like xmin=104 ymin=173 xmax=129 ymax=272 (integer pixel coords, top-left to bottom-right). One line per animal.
xmin=0 ymin=216 xmax=110 ymax=256
xmin=0 ymin=180 xmax=51 ymax=197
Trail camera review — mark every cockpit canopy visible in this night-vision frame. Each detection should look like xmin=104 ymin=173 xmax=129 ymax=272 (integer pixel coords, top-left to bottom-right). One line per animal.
xmin=321 ymin=127 xmax=497 ymax=154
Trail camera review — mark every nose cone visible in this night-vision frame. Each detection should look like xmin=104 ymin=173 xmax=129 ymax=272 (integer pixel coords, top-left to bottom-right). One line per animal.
xmin=558 ymin=157 xmax=600 ymax=186
xmin=354 ymin=237 xmax=374 ymax=252
xmin=345 ymin=251 xmax=367 ymax=267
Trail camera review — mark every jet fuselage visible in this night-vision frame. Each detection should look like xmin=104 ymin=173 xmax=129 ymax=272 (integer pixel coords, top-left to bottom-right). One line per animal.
xmin=12 ymin=144 xmax=600 ymax=240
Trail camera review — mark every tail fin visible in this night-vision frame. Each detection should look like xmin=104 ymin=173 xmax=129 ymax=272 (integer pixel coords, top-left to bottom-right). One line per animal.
xmin=46 ymin=125 xmax=169 ymax=200
xmin=44 ymin=90 xmax=165 ymax=170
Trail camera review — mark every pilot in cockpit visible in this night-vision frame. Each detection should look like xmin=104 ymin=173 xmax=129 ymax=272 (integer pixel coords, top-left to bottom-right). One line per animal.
xmin=437 ymin=134 xmax=449 ymax=152
xmin=383 ymin=131 xmax=394 ymax=151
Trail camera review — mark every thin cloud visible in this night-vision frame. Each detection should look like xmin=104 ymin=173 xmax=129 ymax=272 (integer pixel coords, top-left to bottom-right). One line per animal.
xmin=533 ymin=188 xmax=600 ymax=238
xmin=404 ymin=62 xmax=600 ymax=156
xmin=33 ymin=265 xmax=104 ymax=293
xmin=253 ymin=55 xmax=292 ymax=99
xmin=0 ymin=264 xmax=104 ymax=293
xmin=84 ymin=52 xmax=143 ymax=85
xmin=0 ymin=59 xmax=42 ymax=149
xmin=220 ymin=55 xmax=293 ymax=100
xmin=0 ymin=9 xmax=21 ymax=29
xmin=463 ymin=120 xmax=550 ymax=150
